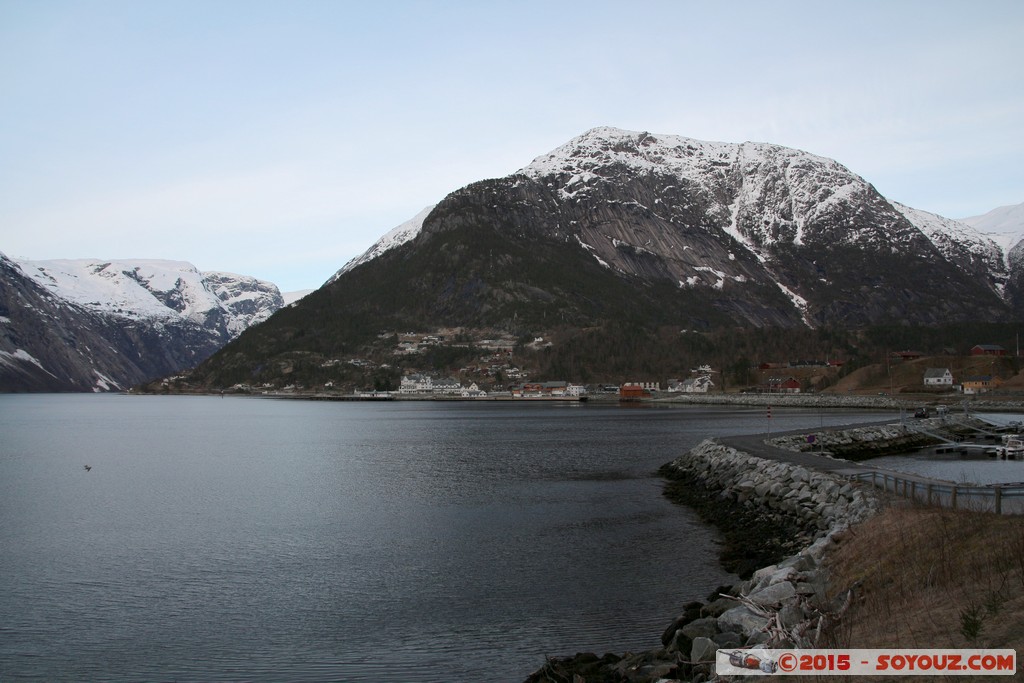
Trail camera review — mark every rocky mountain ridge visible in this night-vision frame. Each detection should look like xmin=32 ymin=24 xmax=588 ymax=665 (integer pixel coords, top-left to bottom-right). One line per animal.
xmin=0 ymin=255 xmax=286 ymax=391
xmin=353 ymin=127 xmax=1018 ymax=323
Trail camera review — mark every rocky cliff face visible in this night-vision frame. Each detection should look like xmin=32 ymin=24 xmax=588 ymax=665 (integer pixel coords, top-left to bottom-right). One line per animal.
xmin=1 ymin=255 xmax=284 ymax=391
xmin=510 ymin=127 xmax=1009 ymax=326
xmin=334 ymin=127 xmax=1013 ymax=331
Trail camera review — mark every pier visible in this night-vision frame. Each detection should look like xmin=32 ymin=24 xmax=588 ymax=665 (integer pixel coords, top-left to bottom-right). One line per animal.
xmin=718 ymin=419 xmax=1024 ymax=516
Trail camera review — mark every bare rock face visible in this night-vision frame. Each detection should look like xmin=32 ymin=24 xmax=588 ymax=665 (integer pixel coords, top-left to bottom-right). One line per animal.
xmin=1004 ymin=239 xmax=1024 ymax=317
xmin=335 ymin=127 xmax=1011 ymax=335
xmin=511 ymin=127 xmax=1009 ymax=327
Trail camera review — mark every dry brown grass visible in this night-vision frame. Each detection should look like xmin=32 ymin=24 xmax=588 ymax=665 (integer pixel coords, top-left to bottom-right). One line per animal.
xmin=827 ymin=355 xmax=1024 ymax=396
xmin=816 ymin=502 xmax=1024 ymax=680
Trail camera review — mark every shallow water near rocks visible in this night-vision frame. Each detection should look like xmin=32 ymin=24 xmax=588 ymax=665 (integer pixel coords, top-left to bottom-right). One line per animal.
xmin=0 ymin=395 xmax=896 ymax=682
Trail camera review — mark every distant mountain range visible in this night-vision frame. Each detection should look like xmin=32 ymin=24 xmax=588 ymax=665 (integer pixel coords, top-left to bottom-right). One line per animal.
xmin=4 ymin=127 xmax=1023 ymax=392
xmin=0 ymin=256 xmax=290 ymax=391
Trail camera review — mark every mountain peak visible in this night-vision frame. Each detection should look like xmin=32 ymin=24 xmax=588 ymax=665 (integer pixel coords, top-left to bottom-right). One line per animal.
xmin=518 ymin=127 xmax=844 ymax=182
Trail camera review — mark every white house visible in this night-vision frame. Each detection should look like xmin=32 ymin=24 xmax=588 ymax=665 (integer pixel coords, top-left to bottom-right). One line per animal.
xmin=669 ymin=365 xmax=715 ymax=393
xmin=679 ymin=376 xmax=713 ymax=393
xmin=432 ymin=377 xmax=463 ymax=395
xmin=399 ymin=374 xmax=434 ymax=394
xmin=923 ymin=368 xmax=953 ymax=386
xmin=461 ymin=382 xmax=487 ymax=398
xmin=566 ymin=383 xmax=587 ymax=397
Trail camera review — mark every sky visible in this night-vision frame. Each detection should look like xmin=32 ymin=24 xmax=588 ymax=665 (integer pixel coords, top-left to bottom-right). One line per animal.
xmin=1 ymin=0 xmax=1022 ymax=293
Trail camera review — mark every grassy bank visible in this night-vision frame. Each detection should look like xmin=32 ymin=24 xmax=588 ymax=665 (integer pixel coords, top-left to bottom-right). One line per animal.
xmin=822 ymin=503 xmax=1024 ymax=680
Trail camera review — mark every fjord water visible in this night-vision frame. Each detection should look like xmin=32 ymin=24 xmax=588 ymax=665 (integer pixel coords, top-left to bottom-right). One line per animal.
xmin=0 ymin=395 xmax=894 ymax=682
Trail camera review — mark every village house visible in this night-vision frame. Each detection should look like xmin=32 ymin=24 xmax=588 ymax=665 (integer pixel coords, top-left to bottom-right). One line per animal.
xmin=399 ymin=374 xmax=434 ymax=393
xmin=962 ymin=375 xmax=1002 ymax=394
xmin=668 ymin=377 xmax=713 ymax=393
xmin=565 ymin=383 xmax=587 ymax=397
xmin=460 ymin=382 xmax=487 ymax=398
xmin=971 ymin=344 xmax=1006 ymax=356
xmin=511 ymin=382 xmax=543 ymax=397
xmin=923 ymin=368 xmax=954 ymax=386
xmin=619 ymin=383 xmax=651 ymax=400
xmin=399 ymin=374 xmax=466 ymax=395
xmin=766 ymin=377 xmax=801 ymax=393
xmin=509 ymin=381 xmax=585 ymax=398
xmin=625 ymin=381 xmax=660 ymax=392
xmin=432 ymin=377 xmax=463 ymax=395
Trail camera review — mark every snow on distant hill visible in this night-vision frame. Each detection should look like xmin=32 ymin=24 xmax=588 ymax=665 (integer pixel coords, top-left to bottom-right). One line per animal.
xmin=892 ymin=202 xmax=1007 ymax=289
xmin=2 ymin=257 xmax=286 ymax=391
xmin=17 ymin=258 xmax=283 ymax=337
xmin=283 ymin=289 xmax=314 ymax=306
xmin=962 ymin=203 xmax=1024 ymax=253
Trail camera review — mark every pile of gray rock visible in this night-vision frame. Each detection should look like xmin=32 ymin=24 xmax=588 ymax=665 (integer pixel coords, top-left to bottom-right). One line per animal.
xmin=667 ymin=440 xmax=879 ymax=537
xmin=769 ymin=423 xmax=915 ymax=456
xmin=525 ymin=439 xmax=880 ymax=682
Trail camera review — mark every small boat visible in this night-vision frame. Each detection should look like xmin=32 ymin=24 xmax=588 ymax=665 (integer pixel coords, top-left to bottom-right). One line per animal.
xmin=998 ymin=438 xmax=1024 ymax=460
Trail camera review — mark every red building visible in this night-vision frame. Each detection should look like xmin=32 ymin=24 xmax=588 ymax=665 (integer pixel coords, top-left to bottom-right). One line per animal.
xmin=971 ymin=344 xmax=1006 ymax=356
xmin=619 ymin=383 xmax=651 ymax=401
xmin=766 ymin=377 xmax=802 ymax=393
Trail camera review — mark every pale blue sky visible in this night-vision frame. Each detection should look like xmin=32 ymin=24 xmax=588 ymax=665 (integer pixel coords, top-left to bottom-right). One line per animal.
xmin=2 ymin=0 xmax=1022 ymax=292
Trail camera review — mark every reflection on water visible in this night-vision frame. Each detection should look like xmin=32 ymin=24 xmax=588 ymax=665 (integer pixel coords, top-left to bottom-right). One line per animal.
xmin=0 ymin=395 xmax=900 ymax=682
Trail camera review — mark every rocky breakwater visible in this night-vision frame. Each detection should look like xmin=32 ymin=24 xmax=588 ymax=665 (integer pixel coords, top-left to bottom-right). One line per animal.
xmin=526 ymin=439 xmax=879 ymax=683
xmin=769 ymin=423 xmax=939 ymax=460
xmin=768 ymin=416 xmax=989 ymax=460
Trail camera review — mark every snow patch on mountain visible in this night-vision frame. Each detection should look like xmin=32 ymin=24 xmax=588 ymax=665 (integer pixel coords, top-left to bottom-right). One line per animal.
xmin=0 ymin=348 xmax=52 ymax=376
xmin=575 ymin=235 xmax=611 ymax=269
xmin=21 ymin=258 xmax=196 ymax=321
xmin=329 ymin=205 xmax=435 ymax=283
xmin=518 ymin=126 xmax=890 ymax=255
xmin=896 ymin=202 xmax=1001 ymax=261
xmin=962 ymin=202 xmax=1024 ymax=253
xmin=894 ymin=202 xmax=1007 ymax=291
xmin=776 ymin=282 xmax=812 ymax=326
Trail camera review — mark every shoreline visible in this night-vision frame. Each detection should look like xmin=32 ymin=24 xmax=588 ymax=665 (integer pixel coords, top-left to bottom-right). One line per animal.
xmin=524 ymin=415 xmax=1004 ymax=682
xmin=140 ymin=387 xmax=1024 ymax=413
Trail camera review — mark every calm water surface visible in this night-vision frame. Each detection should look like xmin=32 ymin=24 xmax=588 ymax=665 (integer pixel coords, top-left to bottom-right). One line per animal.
xmin=867 ymin=412 xmax=1024 ymax=485
xmin=0 ymin=395 xmax=897 ymax=682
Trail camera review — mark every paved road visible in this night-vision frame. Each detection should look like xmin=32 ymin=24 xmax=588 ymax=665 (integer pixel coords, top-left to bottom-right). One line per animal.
xmin=713 ymin=421 xmax=1024 ymax=513
xmin=715 ymin=421 xmax=956 ymax=486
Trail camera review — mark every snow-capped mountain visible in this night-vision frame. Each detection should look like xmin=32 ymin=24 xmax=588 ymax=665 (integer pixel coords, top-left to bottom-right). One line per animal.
xmin=182 ymin=127 xmax=1022 ymax=390
xmin=500 ymin=127 xmax=1010 ymax=325
xmin=19 ymin=259 xmax=284 ymax=336
xmin=344 ymin=129 xmax=1015 ymax=325
xmin=1 ymin=256 xmax=285 ymax=392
